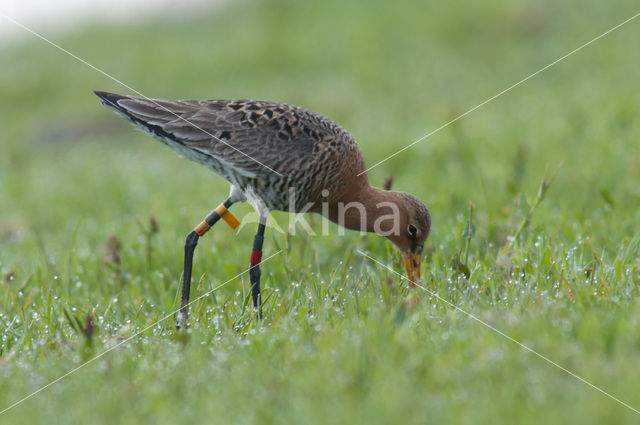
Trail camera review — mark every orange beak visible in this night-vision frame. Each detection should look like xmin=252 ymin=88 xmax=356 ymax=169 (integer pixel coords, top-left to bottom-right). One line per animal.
xmin=403 ymin=251 xmax=422 ymax=287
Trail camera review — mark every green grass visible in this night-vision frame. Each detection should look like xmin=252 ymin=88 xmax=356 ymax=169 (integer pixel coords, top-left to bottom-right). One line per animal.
xmin=2 ymin=0 xmax=640 ymax=423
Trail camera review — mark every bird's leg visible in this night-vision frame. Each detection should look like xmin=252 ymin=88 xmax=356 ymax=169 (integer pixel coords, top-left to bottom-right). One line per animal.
xmin=176 ymin=198 xmax=239 ymax=330
xmin=249 ymin=217 xmax=267 ymax=320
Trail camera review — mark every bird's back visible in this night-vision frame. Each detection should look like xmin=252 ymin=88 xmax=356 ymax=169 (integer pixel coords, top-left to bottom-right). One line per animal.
xmin=96 ymin=92 xmax=368 ymax=211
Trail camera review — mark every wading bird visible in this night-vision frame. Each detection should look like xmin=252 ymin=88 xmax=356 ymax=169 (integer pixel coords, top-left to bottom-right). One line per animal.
xmin=95 ymin=91 xmax=430 ymax=328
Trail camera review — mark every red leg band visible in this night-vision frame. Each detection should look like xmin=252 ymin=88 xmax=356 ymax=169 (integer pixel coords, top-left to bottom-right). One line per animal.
xmin=250 ymin=249 xmax=262 ymax=265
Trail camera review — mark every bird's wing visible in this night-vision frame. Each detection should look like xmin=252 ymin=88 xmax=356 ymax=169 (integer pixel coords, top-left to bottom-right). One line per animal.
xmin=94 ymin=91 xmax=354 ymax=178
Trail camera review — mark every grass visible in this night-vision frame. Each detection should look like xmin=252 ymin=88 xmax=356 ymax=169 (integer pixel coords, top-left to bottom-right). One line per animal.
xmin=1 ymin=0 xmax=640 ymax=423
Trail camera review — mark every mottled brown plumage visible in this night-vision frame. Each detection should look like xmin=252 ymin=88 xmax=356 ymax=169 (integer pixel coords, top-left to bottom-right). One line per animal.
xmin=95 ymin=91 xmax=430 ymax=284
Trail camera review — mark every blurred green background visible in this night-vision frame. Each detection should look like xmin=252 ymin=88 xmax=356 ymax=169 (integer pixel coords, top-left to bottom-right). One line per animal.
xmin=1 ymin=0 xmax=640 ymax=424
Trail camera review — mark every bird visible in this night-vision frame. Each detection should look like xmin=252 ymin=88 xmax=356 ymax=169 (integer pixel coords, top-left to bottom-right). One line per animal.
xmin=94 ymin=91 xmax=431 ymax=328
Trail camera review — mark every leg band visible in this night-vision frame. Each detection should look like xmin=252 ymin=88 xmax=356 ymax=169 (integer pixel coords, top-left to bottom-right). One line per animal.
xmin=194 ymin=221 xmax=210 ymax=236
xmin=250 ymin=249 xmax=263 ymax=265
xmin=215 ymin=204 xmax=241 ymax=229
xmin=195 ymin=202 xmax=239 ymax=236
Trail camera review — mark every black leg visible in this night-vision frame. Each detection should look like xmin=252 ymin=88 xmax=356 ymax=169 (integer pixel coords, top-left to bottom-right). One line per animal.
xmin=249 ymin=220 xmax=266 ymax=319
xmin=176 ymin=198 xmax=235 ymax=330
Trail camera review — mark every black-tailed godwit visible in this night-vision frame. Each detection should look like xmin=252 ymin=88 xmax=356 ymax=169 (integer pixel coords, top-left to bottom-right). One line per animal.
xmin=94 ymin=91 xmax=430 ymax=327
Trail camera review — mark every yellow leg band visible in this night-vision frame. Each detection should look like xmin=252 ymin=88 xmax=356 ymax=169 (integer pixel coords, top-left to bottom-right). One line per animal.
xmin=222 ymin=212 xmax=241 ymax=229
xmin=215 ymin=204 xmax=241 ymax=230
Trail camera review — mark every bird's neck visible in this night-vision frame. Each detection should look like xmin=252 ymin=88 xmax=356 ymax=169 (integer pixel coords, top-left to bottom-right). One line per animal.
xmin=325 ymin=184 xmax=403 ymax=235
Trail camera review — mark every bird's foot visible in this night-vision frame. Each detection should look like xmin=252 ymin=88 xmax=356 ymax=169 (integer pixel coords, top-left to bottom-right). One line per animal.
xmin=175 ymin=311 xmax=188 ymax=330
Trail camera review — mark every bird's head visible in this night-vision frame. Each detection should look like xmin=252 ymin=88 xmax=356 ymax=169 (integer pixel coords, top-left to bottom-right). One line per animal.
xmin=383 ymin=192 xmax=431 ymax=284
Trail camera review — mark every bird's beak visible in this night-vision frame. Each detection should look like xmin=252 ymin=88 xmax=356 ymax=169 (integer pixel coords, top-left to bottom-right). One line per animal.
xmin=403 ymin=251 xmax=421 ymax=286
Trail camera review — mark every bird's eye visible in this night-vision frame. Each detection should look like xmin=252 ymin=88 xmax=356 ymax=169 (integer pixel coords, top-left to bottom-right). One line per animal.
xmin=407 ymin=224 xmax=417 ymax=236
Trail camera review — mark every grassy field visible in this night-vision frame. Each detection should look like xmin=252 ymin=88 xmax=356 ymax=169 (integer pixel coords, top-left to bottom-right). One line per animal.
xmin=1 ymin=0 xmax=640 ymax=423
